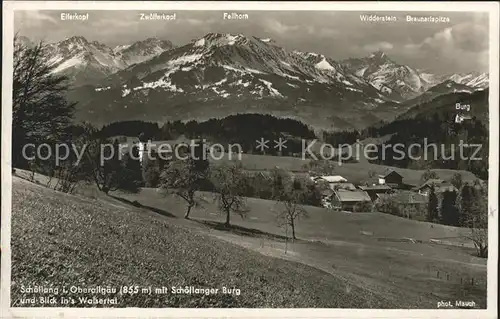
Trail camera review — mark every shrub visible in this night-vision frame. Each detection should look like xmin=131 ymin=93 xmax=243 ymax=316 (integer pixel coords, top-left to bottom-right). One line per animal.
xmin=374 ymin=195 xmax=401 ymax=216
xmin=401 ymin=204 xmax=426 ymax=219
xmin=353 ymin=201 xmax=373 ymax=213
xmin=142 ymin=159 xmax=160 ymax=188
xmin=132 ymin=200 xmax=141 ymax=207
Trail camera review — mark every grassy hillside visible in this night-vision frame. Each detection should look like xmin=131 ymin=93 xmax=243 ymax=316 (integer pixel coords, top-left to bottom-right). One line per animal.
xmin=118 ymin=188 xmax=479 ymax=248
xmin=115 ymin=187 xmax=487 ymax=307
xmin=11 ymin=177 xmax=395 ymax=308
xmin=114 ymin=187 xmax=487 ymax=309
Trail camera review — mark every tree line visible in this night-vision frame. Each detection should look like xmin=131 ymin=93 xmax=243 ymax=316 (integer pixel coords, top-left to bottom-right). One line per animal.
xmin=367 ymin=106 xmax=488 ymax=180
xmin=97 ymin=114 xmax=316 ymax=156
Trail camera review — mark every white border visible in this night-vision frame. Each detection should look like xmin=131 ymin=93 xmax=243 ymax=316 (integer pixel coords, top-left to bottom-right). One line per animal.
xmin=1 ymin=2 xmax=498 ymax=318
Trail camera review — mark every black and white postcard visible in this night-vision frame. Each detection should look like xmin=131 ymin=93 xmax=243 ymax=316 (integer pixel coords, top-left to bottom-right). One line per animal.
xmin=1 ymin=1 xmax=498 ymax=318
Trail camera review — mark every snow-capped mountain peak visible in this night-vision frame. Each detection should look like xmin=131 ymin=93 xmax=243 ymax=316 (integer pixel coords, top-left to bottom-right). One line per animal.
xmin=193 ymin=33 xmax=244 ymax=47
xmin=20 ymin=35 xmax=176 ymax=86
xmin=63 ymin=35 xmax=89 ymax=44
xmin=75 ymin=32 xmax=391 ymax=129
xmin=314 ymin=55 xmax=336 ymax=71
xmin=191 ymin=33 xmax=279 ymax=49
xmin=369 ymin=50 xmax=388 ymax=60
xmin=446 ymin=72 xmax=488 ymax=90
xmin=45 ymin=36 xmax=125 ymax=78
xmin=342 ymin=52 xmax=442 ymax=100
xmin=114 ymin=37 xmax=174 ymax=65
xmin=112 ymin=44 xmax=132 ymax=54
xmin=258 ymin=37 xmax=274 ymax=43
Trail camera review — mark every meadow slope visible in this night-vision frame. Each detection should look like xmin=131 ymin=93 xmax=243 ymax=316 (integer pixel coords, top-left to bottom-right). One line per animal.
xmin=11 ymin=177 xmax=397 ymax=308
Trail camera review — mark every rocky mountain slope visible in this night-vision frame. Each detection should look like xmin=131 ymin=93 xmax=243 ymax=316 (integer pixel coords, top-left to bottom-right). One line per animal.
xmin=342 ymin=51 xmax=488 ymax=101
xmin=446 ymin=72 xmax=489 ymax=90
xmin=113 ymin=37 xmax=174 ymax=66
xmin=39 ymin=36 xmax=174 ymax=86
xmin=70 ymin=33 xmax=392 ymax=129
xmin=342 ymin=51 xmax=444 ymax=101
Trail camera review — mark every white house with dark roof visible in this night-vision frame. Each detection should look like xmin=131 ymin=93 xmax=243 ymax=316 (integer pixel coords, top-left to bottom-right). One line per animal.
xmin=119 ymin=135 xmax=201 ymax=165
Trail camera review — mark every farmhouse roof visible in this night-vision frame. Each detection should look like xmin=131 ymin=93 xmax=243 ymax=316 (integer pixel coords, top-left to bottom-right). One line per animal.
xmin=417 ymin=179 xmax=445 ymax=190
xmin=359 ymin=185 xmax=392 ymax=191
xmin=334 ymin=189 xmax=371 ymax=202
xmin=318 ymin=175 xmax=348 ymax=183
xmin=329 ymin=183 xmax=357 ymax=191
xmin=378 ymin=169 xmax=403 ymax=179
xmin=321 ymin=188 xmax=335 ymax=197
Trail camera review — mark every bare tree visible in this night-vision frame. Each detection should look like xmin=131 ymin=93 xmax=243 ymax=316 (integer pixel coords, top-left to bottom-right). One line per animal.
xmin=420 ymin=169 xmax=439 ymax=183
xmin=274 ymin=173 xmax=308 ymax=240
xmin=464 ymin=185 xmax=488 ymax=258
xmin=368 ymin=170 xmax=376 ymax=178
xmin=12 ymin=34 xmax=76 ymax=169
xmin=450 ymin=173 xmax=463 ymax=190
xmin=269 ymin=166 xmax=287 ymax=200
xmin=52 ymin=160 xmax=83 ymax=194
xmin=160 ymin=159 xmax=208 ymax=219
xmin=78 ymin=123 xmax=139 ymax=194
xmin=210 ymin=163 xmax=249 ymax=227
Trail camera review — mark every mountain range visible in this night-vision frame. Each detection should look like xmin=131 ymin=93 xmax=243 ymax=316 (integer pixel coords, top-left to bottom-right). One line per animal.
xmin=19 ymin=35 xmax=175 ymax=85
xmin=18 ymin=33 xmax=489 ymax=130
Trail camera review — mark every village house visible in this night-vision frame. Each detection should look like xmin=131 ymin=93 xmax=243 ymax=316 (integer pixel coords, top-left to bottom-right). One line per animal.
xmin=311 ymin=175 xmax=356 ymax=191
xmin=415 ymin=179 xmax=458 ymax=196
xmin=311 ymin=175 xmax=348 ymax=184
xmin=330 ymin=182 xmax=357 ymax=191
xmin=455 ymin=114 xmax=472 ymax=123
xmin=330 ymin=189 xmax=372 ymax=212
xmin=376 ymin=191 xmax=428 ymax=219
xmin=377 ymin=169 xmax=403 ymax=187
xmin=358 ymin=184 xmax=393 ymax=201
xmin=119 ymin=135 xmax=206 ymax=167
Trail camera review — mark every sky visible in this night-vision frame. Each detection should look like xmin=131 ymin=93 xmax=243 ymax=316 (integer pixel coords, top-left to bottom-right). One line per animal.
xmin=14 ymin=10 xmax=490 ymax=74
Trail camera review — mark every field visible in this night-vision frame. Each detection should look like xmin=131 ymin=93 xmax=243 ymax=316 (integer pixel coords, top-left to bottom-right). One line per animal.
xmin=10 ymin=177 xmax=395 ymax=308
xmin=10 ymin=171 xmax=487 ymax=308
xmin=114 ymin=187 xmax=488 ymax=309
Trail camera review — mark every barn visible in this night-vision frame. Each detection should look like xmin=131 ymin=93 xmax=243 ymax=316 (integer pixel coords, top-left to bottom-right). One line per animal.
xmin=358 ymin=184 xmax=393 ymax=201
xmin=378 ymin=170 xmax=403 ymax=188
xmin=331 ymin=189 xmax=372 ymax=212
